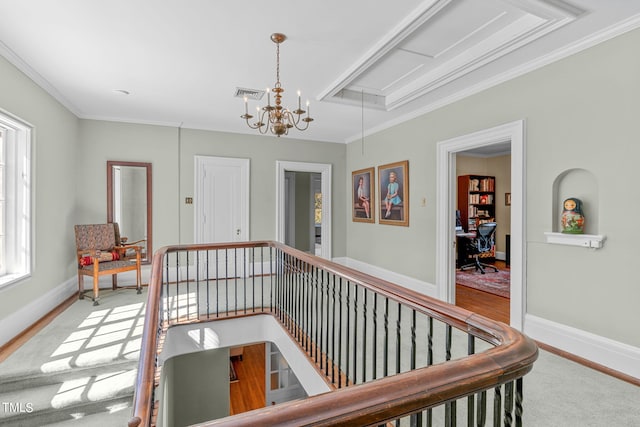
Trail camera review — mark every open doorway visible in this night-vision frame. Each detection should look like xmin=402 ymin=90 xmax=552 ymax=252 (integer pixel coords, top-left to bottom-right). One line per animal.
xmin=283 ymin=171 xmax=322 ymax=255
xmin=276 ymin=161 xmax=332 ymax=260
xmin=435 ymin=120 xmax=525 ymax=330
xmin=455 ymin=150 xmax=511 ymax=323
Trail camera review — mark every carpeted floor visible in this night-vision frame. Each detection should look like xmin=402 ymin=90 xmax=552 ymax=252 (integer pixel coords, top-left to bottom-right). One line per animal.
xmin=456 ymin=265 xmax=510 ymax=298
xmin=2 ymin=286 xmax=640 ymax=426
xmin=0 ymin=288 xmax=147 ymax=426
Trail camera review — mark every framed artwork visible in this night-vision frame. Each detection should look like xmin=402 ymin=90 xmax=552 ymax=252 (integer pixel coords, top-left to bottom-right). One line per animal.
xmin=352 ymin=167 xmax=375 ymax=223
xmin=378 ymin=160 xmax=409 ymax=226
xmin=505 ymin=192 xmax=511 ymax=206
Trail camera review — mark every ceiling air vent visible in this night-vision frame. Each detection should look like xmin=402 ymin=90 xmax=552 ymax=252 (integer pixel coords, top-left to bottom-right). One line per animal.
xmin=234 ymin=87 xmax=265 ymax=100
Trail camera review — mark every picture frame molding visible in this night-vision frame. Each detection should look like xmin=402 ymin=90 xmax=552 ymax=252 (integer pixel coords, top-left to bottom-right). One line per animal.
xmin=378 ymin=160 xmax=409 ymax=227
xmin=351 ymin=167 xmax=375 ymax=223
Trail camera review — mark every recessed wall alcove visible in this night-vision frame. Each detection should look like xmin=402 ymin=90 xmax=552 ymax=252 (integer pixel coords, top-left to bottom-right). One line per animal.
xmin=545 ymin=168 xmax=605 ymax=248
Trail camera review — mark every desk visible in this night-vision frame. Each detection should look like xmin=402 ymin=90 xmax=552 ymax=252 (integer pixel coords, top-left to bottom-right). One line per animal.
xmin=456 ymin=232 xmax=476 ymax=268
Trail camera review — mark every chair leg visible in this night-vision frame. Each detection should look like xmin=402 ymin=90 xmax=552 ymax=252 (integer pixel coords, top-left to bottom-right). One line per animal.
xmin=478 ymin=262 xmax=498 ymax=273
xmin=93 ymin=275 xmax=100 ymax=306
xmin=78 ymin=274 xmax=85 ymax=299
xmin=136 ymin=264 xmax=142 ymax=294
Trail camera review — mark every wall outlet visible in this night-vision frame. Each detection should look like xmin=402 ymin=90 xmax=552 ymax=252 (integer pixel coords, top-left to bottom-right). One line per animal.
xmin=185 ymin=197 xmax=193 ymax=204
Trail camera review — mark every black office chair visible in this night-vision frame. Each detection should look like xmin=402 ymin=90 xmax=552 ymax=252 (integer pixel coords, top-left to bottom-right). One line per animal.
xmin=460 ymin=222 xmax=498 ymax=274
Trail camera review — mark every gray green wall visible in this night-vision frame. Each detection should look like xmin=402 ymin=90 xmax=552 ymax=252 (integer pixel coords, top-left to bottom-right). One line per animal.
xmin=345 ymin=27 xmax=640 ymax=348
xmin=159 ymin=348 xmax=230 ymax=426
xmin=1 ymin=23 xmax=638 ymax=363
xmin=0 ymin=55 xmax=79 ymax=322
xmin=0 ymin=58 xmax=347 ymax=338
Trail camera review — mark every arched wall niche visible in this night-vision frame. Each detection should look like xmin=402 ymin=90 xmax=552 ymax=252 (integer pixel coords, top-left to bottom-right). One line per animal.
xmin=552 ymin=168 xmax=598 ymax=234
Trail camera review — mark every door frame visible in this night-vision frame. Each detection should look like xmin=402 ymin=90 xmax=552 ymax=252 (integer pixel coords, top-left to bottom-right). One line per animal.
xmin=435 ymin=120 xmax=525 ymax=330
xmin=276 ymin=161 xmax=332 ymax=260
xmin=194 ymin=155 xmax=250 ymax=244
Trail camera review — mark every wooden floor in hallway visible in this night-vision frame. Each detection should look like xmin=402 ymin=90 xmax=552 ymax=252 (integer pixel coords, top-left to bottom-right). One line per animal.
xmin=455 ymin=260 xmax=510 ymax=324
xmin=230 ymin=342 xmax=266 ymax=415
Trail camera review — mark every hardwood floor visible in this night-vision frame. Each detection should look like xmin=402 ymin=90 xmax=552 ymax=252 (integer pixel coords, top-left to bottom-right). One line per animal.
xmin=455 ymin=260 xmax=510 ymax=324
xmin=229 ymin=343 xmax=266 ymax=415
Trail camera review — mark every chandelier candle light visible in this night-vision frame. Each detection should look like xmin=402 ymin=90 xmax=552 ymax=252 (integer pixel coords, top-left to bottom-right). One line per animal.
xmin=241 ymin=33 xmax=313 ymax=136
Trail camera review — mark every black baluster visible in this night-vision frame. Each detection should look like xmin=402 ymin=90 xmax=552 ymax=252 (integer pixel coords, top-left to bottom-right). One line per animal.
xmin=477 ymin=390 xmax=487 ymax=427
xmin=384 ymin=297 xmax=389 ymax=378
xmin=185 ymin=251 xmax=190 ymax=319
xmin=353 ymin=283 xmax=358 ymax=385
xmin=362 ymin=288 xmax=367 ymax=383
xmin=345 ymin=281 xmax=351 ymax=385
xmin=325 ymin=272 xmax=336 ymax=384
xmin=315 ymin=266 xmax=320 ymax=364
xmin=396 ymin=302 xmax=401 ymax=375
xmin=504 ymin=381 xmax=514 ymax=427
xmin=243 ymin=248 xmax=247 ymax=314
xmin=215 ymin=249 xmax=220 ymax=318
xmin=426 ymin=316 xmax=433 ymax=427
xmin=410 ymin=310 xmax=421 ymax=427
xmin=372 ymin=292 xmax=378 ymax=380
xmin=233 ymin=248 xmax=238 ymax=315
xmin=515 ymin=378 xmax=523 ymax=427
xmin=205 ymin=250 xmax=210 ymax=319
xmin=318 ymin=270 xmax=329 ymax=371
xmin=493 ymin=385 xmax=502 ymax=427
xmin=331 ymin=274 xmax=336 ymax=384
xmin=197 ymin=250 xmax=202 ymax=318
xmin=338 ymin=277 xmax=343 ymax=388
xmin=305 ymin=261 xmax=310 ymax=353
xmin=445 ymin=400 xmax=456 ymax=427
xmin=468 ymin=335 xmax=476 ymax=426
xmin=446 ymin=324 xmax=452 ymax=361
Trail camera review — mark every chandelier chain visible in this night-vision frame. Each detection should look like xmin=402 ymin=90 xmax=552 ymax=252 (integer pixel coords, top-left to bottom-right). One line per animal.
xmin=275 ymin=41 xmax=280 ymax=87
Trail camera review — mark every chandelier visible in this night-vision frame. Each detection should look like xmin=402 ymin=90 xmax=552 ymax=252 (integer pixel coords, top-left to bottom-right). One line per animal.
xmin=241 ymin=33 xmax=313 ymax=137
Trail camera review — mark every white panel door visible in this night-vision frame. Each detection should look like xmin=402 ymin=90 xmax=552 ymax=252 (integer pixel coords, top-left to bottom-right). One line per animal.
xmin=195 ymin=156 xmax=250 ymax=278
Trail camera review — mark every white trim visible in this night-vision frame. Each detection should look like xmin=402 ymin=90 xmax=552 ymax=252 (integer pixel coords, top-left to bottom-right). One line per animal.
xmin=525 ymin=314 xmax=640 ymax=380
xmin=276 ymin=161 xmax=332 ymax=260
xmin=345 ymin=14 xmax=640 ymax=144
xmin=0 ymin=277 xmax=76 ymax=347
xmin=436 ymin=120 xmax=526 ymax=330
xmin=332 ymin=256 xmax=437 ymax=297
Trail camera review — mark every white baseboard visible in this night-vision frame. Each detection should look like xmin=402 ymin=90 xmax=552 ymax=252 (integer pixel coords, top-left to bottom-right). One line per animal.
xmin=0 ymin=277 xmax=77 ymax=348
xmin=332 ymin=257 xmax=438 ymax=297
xmin=525 ymin=314 xmax=640 ymax=380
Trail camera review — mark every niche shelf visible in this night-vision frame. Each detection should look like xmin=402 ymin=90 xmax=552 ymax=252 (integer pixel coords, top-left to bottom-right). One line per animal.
xmin=546 ymin=168 xmax=605 ymax=249
xmin=544 ymin=232 xmax=605 ymax=249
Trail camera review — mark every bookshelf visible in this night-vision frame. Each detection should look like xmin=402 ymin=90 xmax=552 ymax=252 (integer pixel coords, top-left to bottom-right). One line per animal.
xmin=457 ymin=175 xmax=496 ymax=232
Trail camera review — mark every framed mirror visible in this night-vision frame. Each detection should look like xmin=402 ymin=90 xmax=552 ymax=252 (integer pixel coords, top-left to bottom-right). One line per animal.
xmin=107 ymin=161 xmax=152 ymax=264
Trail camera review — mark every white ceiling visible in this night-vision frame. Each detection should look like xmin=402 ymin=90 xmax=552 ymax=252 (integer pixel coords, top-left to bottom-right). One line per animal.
xmin=1 ymin=0 xmax=639 ymax=143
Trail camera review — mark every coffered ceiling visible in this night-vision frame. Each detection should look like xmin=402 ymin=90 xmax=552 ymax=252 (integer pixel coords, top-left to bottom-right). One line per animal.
xmin=0 ymin=0 xmax=639 ymax=143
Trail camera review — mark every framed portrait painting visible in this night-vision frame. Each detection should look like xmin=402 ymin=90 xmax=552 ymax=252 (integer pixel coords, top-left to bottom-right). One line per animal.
xmin=378 ymin=160 xmax=409 ymax=226
xmin=352 ymin=167 xmax=375 ymax=223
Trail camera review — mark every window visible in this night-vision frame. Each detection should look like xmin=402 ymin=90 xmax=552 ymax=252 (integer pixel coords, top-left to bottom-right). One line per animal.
xmin=0 ymin=110 xmax=31 ymax=287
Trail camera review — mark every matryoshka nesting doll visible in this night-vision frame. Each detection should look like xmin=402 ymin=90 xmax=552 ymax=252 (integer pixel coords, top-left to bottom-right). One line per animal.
xmin=561 ymin=197 xmax=585 ymax=234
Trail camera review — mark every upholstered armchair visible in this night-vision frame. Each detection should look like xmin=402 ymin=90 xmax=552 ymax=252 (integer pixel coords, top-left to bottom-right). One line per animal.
xmin=74 ymin=223 xmax=142 ymax=305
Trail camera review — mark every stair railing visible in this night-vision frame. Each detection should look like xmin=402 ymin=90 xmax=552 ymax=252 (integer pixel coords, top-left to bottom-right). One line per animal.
xmin=129 ymin=241 xmax=537 ymax=427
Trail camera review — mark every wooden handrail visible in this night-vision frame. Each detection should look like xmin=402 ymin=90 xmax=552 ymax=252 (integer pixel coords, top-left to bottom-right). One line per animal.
xmin=129 ymin=241 xmax=537 ymax=427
